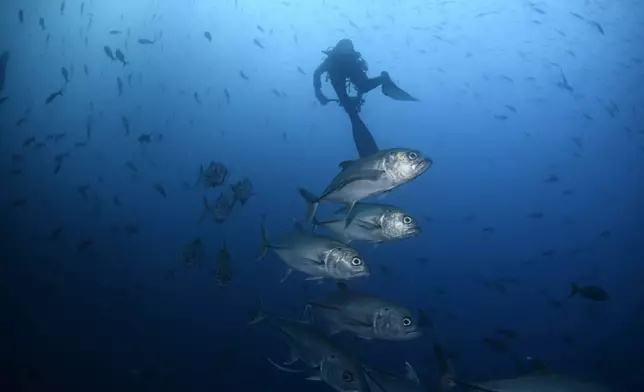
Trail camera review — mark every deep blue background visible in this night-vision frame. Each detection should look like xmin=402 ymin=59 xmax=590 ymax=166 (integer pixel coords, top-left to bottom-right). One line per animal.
xmin=2 ymin=0 xmax=643 ymax=391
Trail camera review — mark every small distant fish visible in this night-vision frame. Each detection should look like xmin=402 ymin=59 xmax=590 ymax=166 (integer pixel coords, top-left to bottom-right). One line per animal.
xmin=113 ymin=195 xmax=122 ymax=206
xmin=77 ymin=238 xmax=92 ymax=253
xmin=198 ymin=161 xmax=228 ymax=188
xmin=528 ymin=212 xmax=544 ymax=219
xmin=49 ymin=226 xmax=63 ymax=240
xmin=60 ymin=1 xmax=66 ymax=15
xmin=104 ymin=46 xmax=115 ymax=61
xmin=109 ymin=30 xmax=122 ymax=35
xmin=39 ymin=17 xmax=46 ymax=30
xmin=253 ymin=38 xmax=264 ymax=49
xmin=544 ymin=174 xmax=559 ymax=183
xmin=138 ymin=38 xmax=155 ymax=44
xmin=204 ymin=31 xmax=212 ymax=42
xmin=80 ymin=2 xmax=85 ymax=17
xmin=569 ymin=283 xmax=608 ymax=302
xmin=83 ymin=64 xmax=89 ymax=76
xmin=297 ymin=66 xmax=306 ymax=75
xmin=61 ymin=67 xmax=70 ymax=83
xmin=256 ymin=25 xmax=264 ymax=33
xmin=45 ymin=88 xmax=64 ymax=104
xmin=182 ymin=238 xmax=205 ymax=267
xmin=125 ymin=160 xmax=137 ymax=173
xmin=231 ymin=178 xmax=255 ymax=207
xmin=154 ymin=183 xmax=166 ymax=198
xmin=116 ymin=77 xmax=123 ymax=95
xmin=121 ymin=115 xmax=130 ymax=135
xmin=115 ymin=49 xmax=128 ymax=66
xmin=588 ymin=21 xmax=604 ymax=35
xmin=193 ymin=92 xmax=201 ymax=104
xmin=493 ymin=114 xmax=508 ymax=120
xmin=215 ymin=241 xmax=233 ymax=287
xmin=239 ymin=71 xmax=249 ymax=80
xmin=505 ymin=104 xmax=517 ymax=112
xmin=571 ymin=137 xmax=582 ymax=148
xmin=0 ymin=97 xmax=8 ymax=105
xmin=223 ymin=88 xmax=230 ymax=104
xmin=18 ymin=9 xmax=24 ymax=24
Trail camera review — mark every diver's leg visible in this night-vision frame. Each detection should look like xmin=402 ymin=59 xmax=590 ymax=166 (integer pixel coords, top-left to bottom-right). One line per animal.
xmin=351 ymin=72 xmax=383 ymax=95
xmin=331 ymin=79 xmax=378 ymax=158
xmin=348 ymin=111 xmax=379 ymax=158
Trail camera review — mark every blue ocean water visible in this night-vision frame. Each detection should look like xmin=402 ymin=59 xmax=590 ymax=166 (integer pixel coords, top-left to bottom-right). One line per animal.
xmin=2 ymin=0 xmax=644 ymax=391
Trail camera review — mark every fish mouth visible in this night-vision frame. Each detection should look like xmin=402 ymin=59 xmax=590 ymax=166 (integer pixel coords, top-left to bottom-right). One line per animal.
xmin=403 ymin=330 xmax=422 ymax=339
xmin=413 ymin=158 xmax=432 ymax=174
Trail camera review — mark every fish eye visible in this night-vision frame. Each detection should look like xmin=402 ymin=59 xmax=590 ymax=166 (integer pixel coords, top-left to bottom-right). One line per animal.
xmin=403 ymin=216 xmax=412 ymax=224
xmin=402 ymin=317 xmax=412 ymax=326
xmin=342 ymin=371 xmax=354 ymax=383
xmin=351 ymin=257 xmax=362 ymax=266
xmin=407 ymin=151 xmax=418 ymax=160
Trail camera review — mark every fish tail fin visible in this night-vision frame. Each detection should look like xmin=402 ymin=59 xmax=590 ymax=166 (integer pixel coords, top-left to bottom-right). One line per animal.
xmin=298 ymin=188 xmax=320 ymax=223
xmin=257 ymin=217 xmax=270 ymax=261
xmin=569 ymin=282 xmax=579 ymax=297
xmin=249 ymin=295 xmax=267 ymax=325
xmin=434 ymin=344 xmax=456 ymax=392
xmin=198 ymin=196 xmax=210 ymax=223
xmin=344 ymin=202 xmax=358 ymax=228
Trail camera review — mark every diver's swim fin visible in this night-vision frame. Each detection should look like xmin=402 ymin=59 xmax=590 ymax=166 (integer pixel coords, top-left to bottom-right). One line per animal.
xmin=381 ymin=72 xmax=419 ymax=101
xmin=348 ymin=111 xmax=379 ymax=158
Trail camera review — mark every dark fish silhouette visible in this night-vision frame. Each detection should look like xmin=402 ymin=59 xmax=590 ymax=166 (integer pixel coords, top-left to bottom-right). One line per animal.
xmin=204 ymin=31 xmax=212 ymax=42
xmin=45 ymin=88 xmax=64 ymax=104
xmin=253 ymin=38 xmax=264 ymax=49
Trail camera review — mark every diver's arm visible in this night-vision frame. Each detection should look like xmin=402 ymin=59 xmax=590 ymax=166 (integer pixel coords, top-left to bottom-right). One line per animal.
xmin=313 ymin=60 xmax=329 ymax=104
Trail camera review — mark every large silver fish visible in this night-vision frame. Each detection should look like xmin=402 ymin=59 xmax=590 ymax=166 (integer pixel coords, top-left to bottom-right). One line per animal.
xmin=314 ymin=202 xmax=421 ymax=244
xmin=258 ymin=221 xmax=369 ymax=282
xmin=306 ymin=283 xmax=421 ymax=340
xmin=299 ymin=148 xmax=431 ymax=227
xmin=250 ymin=310 xmax=368 ymax=392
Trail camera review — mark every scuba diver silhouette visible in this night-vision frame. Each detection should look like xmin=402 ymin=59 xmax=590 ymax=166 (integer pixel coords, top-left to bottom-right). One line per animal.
xmin=313 ymin=38 xmax=418 ymax=158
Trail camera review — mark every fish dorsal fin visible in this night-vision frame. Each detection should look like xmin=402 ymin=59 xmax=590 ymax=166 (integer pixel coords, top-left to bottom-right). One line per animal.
xmin=338 ymin=159 xmax=357 ymax=170
xmin=404 ymin=362 xmax=420 ymax=385
xmin=336 ymin=282 xmax=348 ymax=290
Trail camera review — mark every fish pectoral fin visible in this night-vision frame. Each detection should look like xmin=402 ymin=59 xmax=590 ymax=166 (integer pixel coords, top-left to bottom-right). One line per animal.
xmin=305 ymin=276 xmax=324 ymax=281
xmin=354 ymin=220 xmax=380 ymax=230
xmin=305 ymin=374 xmax=322 ymax=381
xmin=335 ymin=170 xmax=386 ymax=191
xmin=267 ymin=358 xmax=305 ymax=373
xmin=338 ymin=159 xmax=357 ymax=170
xmin=279 ymin=268 xmax=293 ymax=284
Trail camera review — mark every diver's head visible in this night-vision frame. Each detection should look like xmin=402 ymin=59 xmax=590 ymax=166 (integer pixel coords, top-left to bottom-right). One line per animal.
xmin=334 ymin=39 xmax=355 ymax=55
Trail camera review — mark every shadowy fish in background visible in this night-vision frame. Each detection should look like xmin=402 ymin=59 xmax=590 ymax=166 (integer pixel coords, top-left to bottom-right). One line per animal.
xmin=306 ymin=282 xmax=421 ymax=340
xmin=138 ymin=38 xmax=155 ymax=45
xmin=197 ymin=161 xmax=228 ymax=188
xmin=104 ymin=46 xmax=115 ymax=61
xmin=569 ymin=283 xmax=608 ymax=301
xmin=215 ymin=241 xmax=233 ymax=287
xmin=115 ymin=49 xmax=128 ymax=66
xmin=39 ymin=17 xmax=46 ymax=30
xmin=18 ymin=9 xmax=23 ymax=24
xmin=200 ymin=193 xmax=232 ymax=223
xmin=204 ymin=31 xmax=212 ymax=42
xmin=257 ymin=219 xmax=369 ymax=283
xmin=45 ymin=88 xmax=64 ymax=104
xmin=313 ymin=202 xmax=421 ymax=244
xmin=231 ymin=178 xmax=255 ymax=207
xmin=182 ymin=238 xmax=205 ymax=267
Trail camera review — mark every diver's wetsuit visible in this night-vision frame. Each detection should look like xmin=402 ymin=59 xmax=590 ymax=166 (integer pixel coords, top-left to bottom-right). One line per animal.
xmin=313 ymin=51 xmax=381 ymax=158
